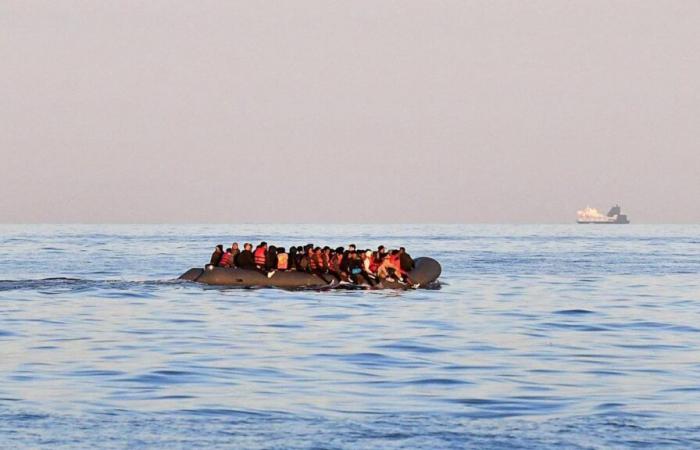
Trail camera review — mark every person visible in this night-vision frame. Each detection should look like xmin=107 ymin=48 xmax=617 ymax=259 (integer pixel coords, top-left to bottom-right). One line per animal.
xmin=361 ymin=250 xmax=374 ymax=273
xmin=386 ymin=250 xmax=416 ymax=285
xmin=399 ymin=247 xmax=414 ymax=272
xmin=339 ymin=249 xmax=350 ymax=275
xmin=322 ymin=247 xmax=332 ymax=272
xmin=288 ymin=246 xmax=297 ymax=270
xmin=328 ymin=247 xmax=345 ymax=281
xmin=237 ymin=243 xmax=256 ymax=270
xmin=388 ymin=250 xmax=405 ymax=280
xmin=295 ymin=246 xmax=304 ymax=268
xmin=313 ymin=247 xmax=325 ymax=273
xmin=254 ymin=242 xmax=268 ymax=269
xmin=348 ymin=243 xmax=356 ymax=252
xmin=307 ymin=247 xmax=318 ymax=273
xmin=376 ymin=256 xmax=398 ymax=282
xmin=346 ymin=251 xmax=367 ymax=284
xmin=360 ymin=250 xmax=377 ymax=286
xmin=298 ymin=247 xmax=312 ymax=273
xmin=218 ymin=248 xmax=233 ymax=268
xmin=230 ymin=242 xmax=240 ymax=268
xmin=369 ymin=250 xmax=381 ymax=273
xmin=277 ymin=247 xmax=289 ymax=270
xmin=266 ymin=245 xmax=278 ymax=272
xmin=209 ymin=245 xmax=224 ymax=267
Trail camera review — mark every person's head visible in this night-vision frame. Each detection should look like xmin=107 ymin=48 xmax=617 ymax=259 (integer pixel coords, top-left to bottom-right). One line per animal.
xmin=244 ymin=243 xmax=252 ymax=251
xmin=391 ymin=249 xmax=400 ymax=256
xmin=226 ymin=248 xmax=231 ymax=253
xmin=260 ymin=241 xmax=267 ymax=249
xmin=378 ymin=245 xmax=385 ymax=253
xmin=399 ymin=247 xmax=405 ymax=253
xmin=232 ymin=242 xmax=239 ymax=250
xmin=269 ymin=245 xmax=276 ymax=253
xmin=297 ymin=246 xmax=303 ymax=252
xmin=348 ymin=244 xmax=356 ymax=251
xmin=335 ymin=246 xmax=344 ymax=254
xmin=365 ymin=250 xmax=372 ymax=258
xmin=277 ymin=247 xmax=285 ymax=254
xmin=306 ymin=247 xmax=313 ymax=256
xmin=314 ymin=247 xmax=321 ymax=254
xmin=323 ymin=246 xmax=330 ymax=253
xmin=216 ymin=244 xmax=224 ymax=252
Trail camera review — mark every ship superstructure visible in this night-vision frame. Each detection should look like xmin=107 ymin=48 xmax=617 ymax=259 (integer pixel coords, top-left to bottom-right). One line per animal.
xmin=577 ymin=205 xmax=630 ymax=224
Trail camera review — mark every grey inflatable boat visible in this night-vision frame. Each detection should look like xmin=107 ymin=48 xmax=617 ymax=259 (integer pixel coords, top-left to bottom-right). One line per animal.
xmin=179 ymin=257 xmax=441 ymax=289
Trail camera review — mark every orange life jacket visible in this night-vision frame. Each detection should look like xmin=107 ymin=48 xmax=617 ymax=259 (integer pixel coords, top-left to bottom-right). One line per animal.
xmin=254 ymin=247 xmax=267 ymax=266
xmin=277 ymin=253 xmax=288 ymax=270
xmin=389 ymin=254 xmax=405 ymax=275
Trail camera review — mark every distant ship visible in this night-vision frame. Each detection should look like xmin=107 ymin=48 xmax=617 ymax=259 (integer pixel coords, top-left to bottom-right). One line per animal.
xmin=577 ymin=205 xmax=630 ymax=224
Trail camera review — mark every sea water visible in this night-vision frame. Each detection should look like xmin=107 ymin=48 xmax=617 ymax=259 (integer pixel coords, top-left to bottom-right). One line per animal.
xmin=1 ymin=224 xmax=699 ymax=449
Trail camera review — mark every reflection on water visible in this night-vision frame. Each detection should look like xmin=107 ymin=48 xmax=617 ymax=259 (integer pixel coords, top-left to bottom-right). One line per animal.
xmin=1 ymin=224 xmax=700 ymax=448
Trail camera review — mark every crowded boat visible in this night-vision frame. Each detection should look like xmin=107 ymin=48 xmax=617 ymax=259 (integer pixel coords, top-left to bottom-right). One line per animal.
xmin=206 ymin=241 xmax=418 ymax=287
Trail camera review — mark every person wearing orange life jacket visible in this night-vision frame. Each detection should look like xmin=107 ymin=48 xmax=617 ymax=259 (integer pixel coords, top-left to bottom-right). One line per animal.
xmin=388 ymin=249 xmax=417 ymax=285
xmin=254 ymin=242 xmax=277 ymax=278
xmin=321 ymin=247 xmax=332 ymax=271
xmin=276 ymin=247 xmax=289 ymax=270
xmin=388 ymin=250 xmax=406 ymax=279
xmin=313 ymin=247 xmax=326 ymax=273
xmin=308 ymin=247 xmax=320 ymax=272
xmin=254 ymin=242 xmax=268 ymax=268
xmin=218 ymin=248 xmax=233 ymax=268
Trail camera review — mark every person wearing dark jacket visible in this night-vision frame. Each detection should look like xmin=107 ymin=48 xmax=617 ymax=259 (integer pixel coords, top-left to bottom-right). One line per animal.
xmin=236 ymin=243 xmax=256 ymax=270
xmin=398 ymin=247 xmax=415 ymax=272
xmin=209 ymin=245 xmax=224 ymax=267
xmin=230 ymin=242 xmax=240 ymax=268
xmin=288 ymin=246 xmax=298 ymax=270
xmin=266 ymin=245 xmax=278 ymax=271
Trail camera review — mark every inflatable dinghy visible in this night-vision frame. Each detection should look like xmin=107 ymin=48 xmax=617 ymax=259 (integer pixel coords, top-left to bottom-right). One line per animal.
xmin=179 ymin=257 xmax=441 ymax=289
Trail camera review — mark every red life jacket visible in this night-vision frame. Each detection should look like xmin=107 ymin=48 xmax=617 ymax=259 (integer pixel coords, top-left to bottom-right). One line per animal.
xmin=369 ymin=255 xmax=380 ymax=273
xmin=277 ymin=253 xmax=288 ymax=270
xmin=219 ymin=252 xmax=233 ymax=267
xmin=254 ymin=247 xmax=267 ymax=266
xmin=328 ymin=255 xmax=339 ymax=271
xmin=309 ymin=254 xmax=318 ymax=270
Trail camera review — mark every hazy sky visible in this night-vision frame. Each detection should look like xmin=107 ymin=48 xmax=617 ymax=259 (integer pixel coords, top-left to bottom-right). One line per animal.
xmin=1 ymin=1 xmax=698 ymax=223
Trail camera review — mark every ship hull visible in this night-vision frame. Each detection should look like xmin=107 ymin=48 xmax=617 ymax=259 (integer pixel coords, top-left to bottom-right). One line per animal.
xmin=576 ymin=220 xmax=630 ymax=224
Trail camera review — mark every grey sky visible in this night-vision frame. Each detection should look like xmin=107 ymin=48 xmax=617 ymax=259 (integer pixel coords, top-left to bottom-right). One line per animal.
xmin=1 ymin=1 xmax=699 ymax=223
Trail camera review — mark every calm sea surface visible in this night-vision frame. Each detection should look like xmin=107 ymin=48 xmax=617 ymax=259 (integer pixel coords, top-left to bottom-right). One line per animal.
xmin=1 ymin=224 xmax=700 ymax=449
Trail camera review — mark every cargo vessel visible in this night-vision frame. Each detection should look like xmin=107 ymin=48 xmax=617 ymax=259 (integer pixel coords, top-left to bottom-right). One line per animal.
xmin=577 ymin=205 xmax=630 ymax=224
